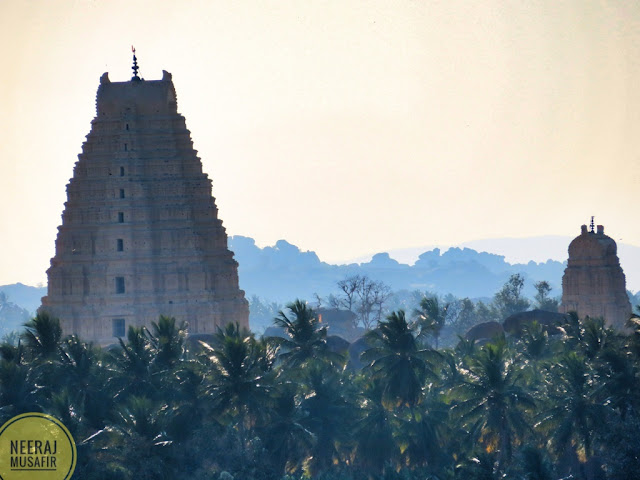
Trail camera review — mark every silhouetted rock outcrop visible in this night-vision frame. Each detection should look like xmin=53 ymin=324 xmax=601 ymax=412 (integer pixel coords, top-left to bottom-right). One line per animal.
xmin=502 ymin=309 xmax=566 ymax=336
xmin=465 ymin=321 xmax=504 ymax=342
xmin=229 ymin=236 xmax=567 ymax=304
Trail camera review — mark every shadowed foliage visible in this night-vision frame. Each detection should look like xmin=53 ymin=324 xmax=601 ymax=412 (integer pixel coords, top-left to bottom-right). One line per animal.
xmin=0 ymin=302 xmax=637 ymax=479
xmin=362 ymin=310 xmax=439 ymax=410
xmin=21 ymin=311 xmax=62 ymax=361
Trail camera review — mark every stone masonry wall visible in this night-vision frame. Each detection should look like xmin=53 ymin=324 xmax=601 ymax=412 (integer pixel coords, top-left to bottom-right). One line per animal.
xmin=41 ymin=71 xmax=249 ymax=344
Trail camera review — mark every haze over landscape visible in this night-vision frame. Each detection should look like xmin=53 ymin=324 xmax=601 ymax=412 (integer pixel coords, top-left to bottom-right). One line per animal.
xmin=2 ymin=1 xmax=639 ymax=289
xmin=3 ymin=4 xmax=640 ymax=479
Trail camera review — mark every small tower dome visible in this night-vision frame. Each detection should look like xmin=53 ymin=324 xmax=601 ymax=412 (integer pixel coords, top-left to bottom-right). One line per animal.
xmin=560 ymin=221 xmax=631 ymax=328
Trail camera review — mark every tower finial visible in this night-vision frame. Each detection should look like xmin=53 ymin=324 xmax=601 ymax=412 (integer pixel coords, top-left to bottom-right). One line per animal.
xmin=590 ymin=216 xmax=595 ymax=233
xmin=131 ymin=46 xmax=141 ymax=81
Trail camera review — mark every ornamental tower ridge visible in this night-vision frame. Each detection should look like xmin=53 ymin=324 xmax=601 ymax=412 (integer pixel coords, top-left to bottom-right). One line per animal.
xmin=559 ymin=222 xmax=631 ymax=329
xmin=40 ymin=62 xmax=249 ymax=344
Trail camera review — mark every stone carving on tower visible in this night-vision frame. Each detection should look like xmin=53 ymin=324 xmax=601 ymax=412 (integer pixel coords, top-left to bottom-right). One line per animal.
xmin=559 ymin=221 xmax=631 ymax=329
xmin=41 ymin=54 xmax=249 ymax=344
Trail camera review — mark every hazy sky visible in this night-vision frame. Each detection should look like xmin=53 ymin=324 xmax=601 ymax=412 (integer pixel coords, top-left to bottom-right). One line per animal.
xmin=1 ymin=0 xmax=639 ymax=286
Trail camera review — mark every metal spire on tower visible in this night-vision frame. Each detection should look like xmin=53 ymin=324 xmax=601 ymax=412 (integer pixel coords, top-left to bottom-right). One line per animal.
xmin=590 ymin=216 xmax=595 ymax=233
xmin=131 ymin=46 xmax=141 ymax=81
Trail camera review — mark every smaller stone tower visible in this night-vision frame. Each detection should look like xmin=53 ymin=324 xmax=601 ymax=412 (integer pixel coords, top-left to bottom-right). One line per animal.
xmin=559 ymin=222 xmax=631 ymax=328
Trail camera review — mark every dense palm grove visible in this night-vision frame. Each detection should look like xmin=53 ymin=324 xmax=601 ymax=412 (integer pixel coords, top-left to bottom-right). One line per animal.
xmin=1 ymin=302 xmax=640 ymax=480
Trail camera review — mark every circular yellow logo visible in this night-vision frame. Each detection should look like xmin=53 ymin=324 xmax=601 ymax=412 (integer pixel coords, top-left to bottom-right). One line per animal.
xmin=0 ymin=413 xmax=76 ymax=480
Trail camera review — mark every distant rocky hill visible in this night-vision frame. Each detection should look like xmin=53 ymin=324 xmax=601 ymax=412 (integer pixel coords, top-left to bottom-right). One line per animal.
xmin=4 ymin=235 xmax=637 ymax=332
xmin=0 ymin=283 xmax=46 ymax=314
xmin=0 ymin=290 xmax=32 ymax=336
xmin=228 ymin=236 xmax=567 ymax=302
xmin=383 ymin=235 xmax=640 ymax=293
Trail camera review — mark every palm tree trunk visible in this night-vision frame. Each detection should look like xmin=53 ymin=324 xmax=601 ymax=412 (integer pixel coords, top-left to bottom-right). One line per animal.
xmin=498 ymin=417 xmax=511 ymax=469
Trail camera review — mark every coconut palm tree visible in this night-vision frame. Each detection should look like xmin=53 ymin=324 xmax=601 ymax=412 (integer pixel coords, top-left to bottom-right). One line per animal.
xmin=111 ymin=395 xmax=174 ymax=479
xmin=109 ymin=325 xmax=155 ymax=400
xmin=352 ymin=378 xmax=398 ymax=475
xmin=298 ymin=364 xmax=356 ymax=476
xmin=58 ymin=335 xmax=113 ymax=430
xmin=580 ymin=316 xmax=611 ymax=360
xmin=271 ymin=299 xmax=341 ymax=371
xmin=454 ymin=338 xmax=535 ymax=468
xmin=512 ymin=445 xmax=555 ymax=480
xmin=398 ymin=385 xmax=450 ymax=471
xmin=455 ymin=451 xmax=501 ymax=480
xmin=626 ymin=305 xmax=640 ymax=357
xmin=0 ymin=359 xmax=41 ymax=421
xmin=0 ymin=336 xmax=24 ymax=364
xmin=361 ymin=310 xmax=439 ymax=410
xmin=259 ymin=383 xmax=315 ymax=475
xmin=159 ymin=358 xmax=207 ymax=443
xmin=518 ymin=321 xmax=551 ymax=386
xmin=200 ymin=322 xmax=275 ymax=447
xmin=149 ymin=315 xmax=188 ymax=369
xmin=21 ymin=312 xmax=62 ymax=361
xmin=414 ymin=296 xmax=448 ymax=349
xmin=58 ymin=335 xmax=97 ymax=390
xmin=520 ymin=321 xmax=549 ymax=362
xmin=597 ymin=345 xmax=640 ymax=420
xmin=536 ymin=352 xmax=604 ymax=474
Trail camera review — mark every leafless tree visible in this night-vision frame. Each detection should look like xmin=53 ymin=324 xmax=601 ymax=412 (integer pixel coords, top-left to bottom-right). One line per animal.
xmin=327 ymin=294 xmax=340 ymax=309
xmin=313 ymin=293 xmax=324 ymax=308
xmin=337 ymin=275 xmax=361 ymax=314
xmin=334 ymin=274 xmax=391 ymax=329
xmin=356 ymin=276 xmax=375 ymax=329
xmin=368 ymin=281 xmax=392 ymax=329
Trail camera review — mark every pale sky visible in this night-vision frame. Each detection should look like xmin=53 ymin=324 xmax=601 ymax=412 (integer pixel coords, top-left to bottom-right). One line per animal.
xmin=1 ymin=0 xmax=639 ymax=286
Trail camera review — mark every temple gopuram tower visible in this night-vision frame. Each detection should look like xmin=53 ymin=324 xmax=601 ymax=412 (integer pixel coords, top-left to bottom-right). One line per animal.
xmin=41 ymin=54 xmax=249 ymax=344
xmin=559 ymin=220 xmax=631 ymax=328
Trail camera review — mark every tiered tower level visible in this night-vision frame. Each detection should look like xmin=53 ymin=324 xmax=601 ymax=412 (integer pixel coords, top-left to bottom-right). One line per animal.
xmin=41 ymin=69 xmax=249 ymax=344
xmin=559 ymin=223 xmax=631 ymax=328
